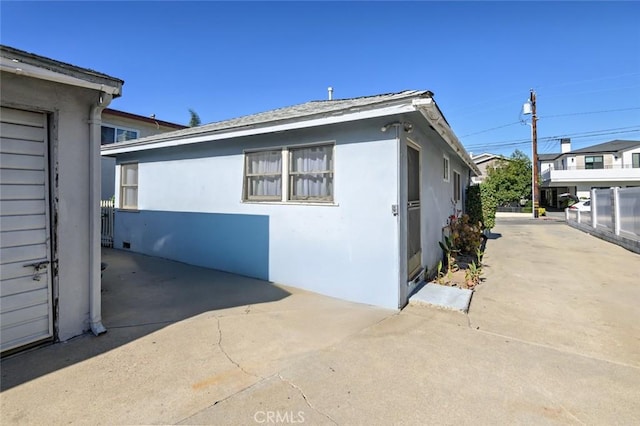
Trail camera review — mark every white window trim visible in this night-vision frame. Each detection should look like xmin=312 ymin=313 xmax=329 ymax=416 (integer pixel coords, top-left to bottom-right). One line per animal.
xmin=242 ymin=141 xmax=336 ymax=204
xmin=443 ymin=153 xmax=450 ymax=182
xmin=119 ymin=162 xmax=138 ymax=210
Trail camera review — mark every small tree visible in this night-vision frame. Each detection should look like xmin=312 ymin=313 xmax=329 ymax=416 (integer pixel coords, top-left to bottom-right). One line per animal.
xmin=484 ymin=149 xmax=532 ymax=206
xmin=188 ymin=109 xmax=201 ymax=127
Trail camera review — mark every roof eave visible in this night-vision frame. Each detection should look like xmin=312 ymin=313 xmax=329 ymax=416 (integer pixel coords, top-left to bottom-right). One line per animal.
xmin=0 ymin=53 xmax=122 ymax=97
xmin=412 ymin=98 xmax=481 ymax=176
xmin=101 ymin=102 xmax=418 ymax=155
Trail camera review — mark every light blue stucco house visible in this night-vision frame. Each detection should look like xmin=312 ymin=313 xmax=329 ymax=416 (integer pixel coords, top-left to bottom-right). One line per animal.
xmin=101 ymin=90 xmax=480 ymax=309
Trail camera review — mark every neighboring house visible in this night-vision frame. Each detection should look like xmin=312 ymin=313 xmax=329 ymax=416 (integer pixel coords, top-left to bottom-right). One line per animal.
xmin=100 ymin=109 xmax=186 ymax=199
xmin=539 ymin=138 xmax=640 ymax=207
xmin=102 ymin=90 xmax=480 ymax=310
xmin=471 ymin=152 xmax=508 ymax=184
xmin=1 ymin=45 xmax=123 ymax=353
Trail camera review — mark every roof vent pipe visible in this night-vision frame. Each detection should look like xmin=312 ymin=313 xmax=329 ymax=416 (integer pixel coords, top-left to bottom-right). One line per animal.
xmin=328 ymin=86 xmax=333 ymax=100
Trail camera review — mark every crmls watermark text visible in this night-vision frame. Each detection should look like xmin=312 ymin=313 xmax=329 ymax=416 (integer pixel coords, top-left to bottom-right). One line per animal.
xmin=254 ymin=410 xmax=305 ymax=424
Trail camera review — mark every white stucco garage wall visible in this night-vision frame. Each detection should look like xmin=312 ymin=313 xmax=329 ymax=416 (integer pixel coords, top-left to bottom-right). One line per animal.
xmin=2 ymin=72 xmax=101 ymax=341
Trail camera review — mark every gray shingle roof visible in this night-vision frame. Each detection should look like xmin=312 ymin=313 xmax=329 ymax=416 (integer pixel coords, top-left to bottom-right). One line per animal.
xmin=538 ymin=153 xmax=561 ymax=161
xmin=1 ymin=44 xmax=124 ymax=87
xmin=570 ymin=139 xmax=640 ymax=154
xmin=103 ymin=90 xmax=432 ymax=147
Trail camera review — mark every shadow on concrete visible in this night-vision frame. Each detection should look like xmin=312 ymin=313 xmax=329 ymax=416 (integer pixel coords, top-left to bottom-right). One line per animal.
xmin=0 ymin=249 xmax=290 ymax=391
xmin=486 ymin=231 xmax=502 ymax=240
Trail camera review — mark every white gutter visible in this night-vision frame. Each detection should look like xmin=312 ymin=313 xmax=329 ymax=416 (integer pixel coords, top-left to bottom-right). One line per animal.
xmin=102 ymin=103 xmax=417 ymax=155
xmin=412 ymin=98 xmax=481 ymax=176
xmin=0 ymin=57 xmax=121 ymax=96
xmin=88 ymin=92 xmax=112 ymax=336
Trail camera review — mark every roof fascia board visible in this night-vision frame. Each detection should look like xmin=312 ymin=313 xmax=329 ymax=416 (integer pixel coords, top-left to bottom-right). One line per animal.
xmin=413 ymin=99 xmax=481 ymax=176
xmin=1 ymin=57 xmax=122 ymax=96
xmin=101 ymin=103 xmax=416 ymax=155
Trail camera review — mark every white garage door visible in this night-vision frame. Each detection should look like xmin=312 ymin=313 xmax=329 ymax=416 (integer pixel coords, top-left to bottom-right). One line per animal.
xmin=0 ymin=107 xmax=53 ymax=353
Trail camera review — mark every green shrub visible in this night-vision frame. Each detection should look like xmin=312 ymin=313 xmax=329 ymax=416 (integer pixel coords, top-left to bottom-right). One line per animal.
xmin=465 ymin=184 xmax=497 ymax=230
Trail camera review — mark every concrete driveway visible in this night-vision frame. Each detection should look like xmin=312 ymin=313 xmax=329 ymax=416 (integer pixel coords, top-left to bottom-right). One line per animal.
xmin=2 ymin=220 xmax=639 ymax=425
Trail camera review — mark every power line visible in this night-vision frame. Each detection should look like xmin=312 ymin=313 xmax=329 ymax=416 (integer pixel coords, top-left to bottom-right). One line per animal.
xmin=463 ymin=126 xmax=640 ymax=150
xmin=538 ymin=85 xmax=640 ymax=100
xmin=540 ymin=106 xmax=640 ymax=119
xmin=459 ymin=108 xmax=639 ymax=141
xmin=458 ymin=121 xmax=522 ymax=138
xmin=536 ymin=72 xmax=640 ymax=92
xmin=448 ymin=73 xmax=640 ymax=117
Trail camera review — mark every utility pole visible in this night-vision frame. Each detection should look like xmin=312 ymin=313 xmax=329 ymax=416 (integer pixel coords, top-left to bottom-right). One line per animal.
xmin=530 ymin=89 xmax=540 ymax=218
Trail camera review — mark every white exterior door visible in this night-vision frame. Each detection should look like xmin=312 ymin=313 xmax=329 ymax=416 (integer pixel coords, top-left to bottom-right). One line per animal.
xmin=0 ymin=107 xmax=53 ymax=353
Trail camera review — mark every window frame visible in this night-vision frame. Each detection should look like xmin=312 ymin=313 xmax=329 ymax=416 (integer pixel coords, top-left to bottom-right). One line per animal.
xmin=453 ymin=170 xmax=461 ymax=203
xmin=584 ymin=155 xmax=604 ymax=170
xmin=101 ymin=123 xmax=139 ymax=145
xmin=443 ymin=154 xmax=450 ymax=182
xmin=119 ymin=162 xmax=139 ymax=210
xmin=244 ymin=149 xmax=283 ymax=201
xmin=632 ymin=153 xmax=640 ymax=168
xmin=288 ymin=144 xmax=334 ymax=202
xmin=242 ymin=142 xmax=335 ymax=204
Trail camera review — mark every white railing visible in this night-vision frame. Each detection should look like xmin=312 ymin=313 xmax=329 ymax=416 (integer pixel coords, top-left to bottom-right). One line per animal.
xmin=565 ymin=187 xmax=640 ymax=242
xmin=549 ymin=167 xmax=640 ymax=182
xmin=101 ymin=199 xmax=115 ymax=247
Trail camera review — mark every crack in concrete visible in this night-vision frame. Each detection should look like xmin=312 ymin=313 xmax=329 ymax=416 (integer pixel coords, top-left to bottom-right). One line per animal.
xmin=534 ymin=382 xmax=588 ymax=425
xmin=215 ymin=316 xmax=261 ymax=379
xmin=466 ymin=321 xmax=640 ymax=370
xmin=177 ymin=373 xmax=277 ymax=425
xmin=278 ymin=373 xmax=338 ymax=425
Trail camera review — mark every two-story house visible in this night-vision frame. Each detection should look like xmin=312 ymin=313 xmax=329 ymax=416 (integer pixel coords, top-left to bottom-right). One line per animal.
xmin=101 ymin=109 xmax=186 ymax=198
xmin=539 ymin=139 xmax=640 ymax=207
xmin=471 ymin=152 xmax=508 ymax=184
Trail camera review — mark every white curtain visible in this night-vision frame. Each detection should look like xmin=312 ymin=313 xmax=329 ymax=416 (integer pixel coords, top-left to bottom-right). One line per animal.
xmin=247 ymin=151 xmax=282 ymax=198
xmin=290 ymin=146 xmax=333 ymax=199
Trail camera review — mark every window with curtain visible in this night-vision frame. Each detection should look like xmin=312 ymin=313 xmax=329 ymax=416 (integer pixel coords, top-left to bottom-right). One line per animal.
xmin=245 ymin=150 xmax=282 ymax=200
xmin=632 ymin=153 xmax=640 ymax=168
xmin=289 ymin=145 xmax=333 ymax=202
xmin=243 ymin=144 xmax=335 ymax=203
xmin=120 ymin=163 xmax=138 ymax=209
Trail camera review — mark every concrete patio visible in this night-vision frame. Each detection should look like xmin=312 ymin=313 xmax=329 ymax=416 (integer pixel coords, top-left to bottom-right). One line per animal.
xmin=1 ymin=218 xmax=639 ymax=425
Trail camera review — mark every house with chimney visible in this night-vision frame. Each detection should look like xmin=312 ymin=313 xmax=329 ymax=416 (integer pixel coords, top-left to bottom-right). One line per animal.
xmin=539 ymin=138 xmax=640 ymax=207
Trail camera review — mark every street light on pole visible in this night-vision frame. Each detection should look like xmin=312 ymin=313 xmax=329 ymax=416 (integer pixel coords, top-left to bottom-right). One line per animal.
xmin=522 ymin=89 xmax=539 ymax=219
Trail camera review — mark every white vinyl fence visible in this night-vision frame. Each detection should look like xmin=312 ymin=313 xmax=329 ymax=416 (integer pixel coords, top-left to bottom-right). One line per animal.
xmin=101 ymin=199 xmax=115 ymax=247
xmin=566 ymin=187 xmax=640 ymax=251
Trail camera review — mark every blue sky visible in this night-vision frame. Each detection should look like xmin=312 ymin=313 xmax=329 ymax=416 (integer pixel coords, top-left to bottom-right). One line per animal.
xmin=1 ymin=1 xmax=639 ymax=157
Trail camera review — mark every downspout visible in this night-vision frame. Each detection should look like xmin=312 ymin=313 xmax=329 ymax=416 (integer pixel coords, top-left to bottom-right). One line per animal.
xmin=395 ymin=124 xmax=404 ymax=309
xmin=382 ymin=122 xmax=404 ymax=308
xmin=88 ymin=92 xmax=112 ymax=335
